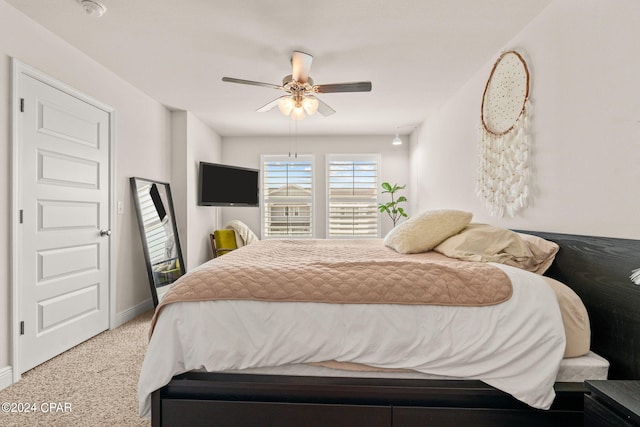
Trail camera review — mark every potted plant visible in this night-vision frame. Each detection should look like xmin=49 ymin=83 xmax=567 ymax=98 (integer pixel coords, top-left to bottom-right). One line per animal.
xmin=378 ymin=182 xmax=408 ymax=227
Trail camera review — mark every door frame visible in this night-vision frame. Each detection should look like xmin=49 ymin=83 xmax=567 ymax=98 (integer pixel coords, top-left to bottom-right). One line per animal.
xmin=10 ymin=59 xmax=116 ymax=382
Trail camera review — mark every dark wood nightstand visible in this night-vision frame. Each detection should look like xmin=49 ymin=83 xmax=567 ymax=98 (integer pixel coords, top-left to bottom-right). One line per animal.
xmin=585 ymin=381 xmax=640 ymax=426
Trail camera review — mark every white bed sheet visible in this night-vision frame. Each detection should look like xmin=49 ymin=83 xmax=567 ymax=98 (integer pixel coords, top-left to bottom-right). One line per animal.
xmin=138 ymin=263 xmax=566 ymax=417
xmin=220 ymin=350 xmax=608 ymax=382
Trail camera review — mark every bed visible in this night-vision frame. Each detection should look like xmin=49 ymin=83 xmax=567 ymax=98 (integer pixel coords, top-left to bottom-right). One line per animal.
xmin=138 ymin=220 xmax=640 ymax=427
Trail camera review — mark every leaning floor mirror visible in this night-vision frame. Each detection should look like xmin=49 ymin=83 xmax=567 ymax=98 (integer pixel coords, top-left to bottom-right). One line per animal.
xmin=130 ymin=177 xmax=186 ymax=307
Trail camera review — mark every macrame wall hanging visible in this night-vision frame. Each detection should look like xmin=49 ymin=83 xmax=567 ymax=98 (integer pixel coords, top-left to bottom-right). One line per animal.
xmin=477 ymin=50 xmax=530 ymax=217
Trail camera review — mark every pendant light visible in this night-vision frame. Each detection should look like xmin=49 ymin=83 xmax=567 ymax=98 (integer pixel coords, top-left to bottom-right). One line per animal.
xmin=392 ymin=127 xmax=402 ymax=145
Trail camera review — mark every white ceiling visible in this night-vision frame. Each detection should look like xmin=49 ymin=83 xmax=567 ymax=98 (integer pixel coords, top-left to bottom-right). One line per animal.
xmin=6 ymin=0 xmax=552 ymax=136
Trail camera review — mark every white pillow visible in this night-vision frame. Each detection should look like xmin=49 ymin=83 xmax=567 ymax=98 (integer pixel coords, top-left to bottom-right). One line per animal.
xmin=224 ymin=220 xmax=259 ymax=247
xmin=384 ymin=209 xmax=473 ymax=254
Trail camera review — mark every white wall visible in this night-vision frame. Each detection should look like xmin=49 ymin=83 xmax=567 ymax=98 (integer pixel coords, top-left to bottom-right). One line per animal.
xmin=170 ymin=111 xmax=189 ymax=263
xmin=170 ymin=111 xmax=222 ymax=270
xmin=411 ymin=0 xmax=640 ymax=239
xmin=184 ymin=112 xmax=223 ymax=268
xmin=221 ymin=135 xmax=410 ymax=238
xmin=0 ymin=0 xmax=172 ymax=369
xmin=171 ymin=111 xmax=222 ymax=271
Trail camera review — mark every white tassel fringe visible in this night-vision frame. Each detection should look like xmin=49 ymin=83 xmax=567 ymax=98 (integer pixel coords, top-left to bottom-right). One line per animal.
xmin=476 ymin=101 xmax=530 ymax=218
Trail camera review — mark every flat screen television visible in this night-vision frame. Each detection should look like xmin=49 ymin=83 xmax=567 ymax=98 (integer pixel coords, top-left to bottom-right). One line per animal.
xmin=198 ymin=162 xmax=259 ymax=207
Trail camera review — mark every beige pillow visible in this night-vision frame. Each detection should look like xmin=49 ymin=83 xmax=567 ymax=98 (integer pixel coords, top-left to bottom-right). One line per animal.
xmin=434 ymin=224 xmax=558 ymax=274
xmin=542 ymin=276 xmax=590 ymax=358
xmin=516 ymin=233 xmax=559 ymax=274
xmin=384 ymin=210 xmax=472 ymax=254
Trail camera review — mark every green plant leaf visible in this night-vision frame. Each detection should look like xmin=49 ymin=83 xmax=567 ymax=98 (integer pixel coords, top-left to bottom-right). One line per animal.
xmin=379 ymin=182 xmax=408 ymax=223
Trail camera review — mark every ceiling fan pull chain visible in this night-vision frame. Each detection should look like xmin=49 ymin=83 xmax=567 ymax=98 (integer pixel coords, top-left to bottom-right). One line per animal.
xmin=288 ymin=116 xmax=292 ymax=158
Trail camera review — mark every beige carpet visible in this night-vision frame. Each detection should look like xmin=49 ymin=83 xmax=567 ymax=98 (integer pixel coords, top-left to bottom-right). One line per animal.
xmin=0 ymin=310 xmax=153 ymax=427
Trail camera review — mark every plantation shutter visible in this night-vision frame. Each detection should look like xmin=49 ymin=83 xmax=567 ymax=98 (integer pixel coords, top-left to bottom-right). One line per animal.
xmin=261 ymin=155 xmax=314 ymax=237
xmin=136 ymin=183 xmax=169 ymax=263
xmin=327 ymin=154 xmax=380 ymax=238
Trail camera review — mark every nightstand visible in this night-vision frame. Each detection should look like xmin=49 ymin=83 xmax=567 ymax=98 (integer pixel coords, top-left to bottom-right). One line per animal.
xmin=585 ymin=380 xmax=640 ymax=426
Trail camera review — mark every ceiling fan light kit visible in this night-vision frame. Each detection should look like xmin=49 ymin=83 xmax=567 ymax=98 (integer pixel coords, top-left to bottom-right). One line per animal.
xmin=278 ymin=94 xmax=319 ymax=121
xmin=302 ymin=96 xmax=319 ymax=116
xmin=290 ymin=106 xmax=306 ymax=121
xmin=223 ymin=51 xmax=372 ymax=120
xmin=278 ymin=98 xmax=294 ymax=116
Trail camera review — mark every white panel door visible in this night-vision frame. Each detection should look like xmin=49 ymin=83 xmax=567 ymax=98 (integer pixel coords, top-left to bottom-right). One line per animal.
xmin=17 ymin=71 xmax=111 ymax=372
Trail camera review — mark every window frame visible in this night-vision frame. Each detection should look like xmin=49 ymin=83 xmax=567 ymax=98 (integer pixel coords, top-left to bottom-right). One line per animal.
xmin=260 ymin=154 xmax=316 ymax=238
xmin=325 ymin=153 xmax=381 ymax=239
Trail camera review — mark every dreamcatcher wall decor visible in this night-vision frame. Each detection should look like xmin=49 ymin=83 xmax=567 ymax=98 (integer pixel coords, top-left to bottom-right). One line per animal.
xmin=477 ymin=50 xmax=530 ymax=217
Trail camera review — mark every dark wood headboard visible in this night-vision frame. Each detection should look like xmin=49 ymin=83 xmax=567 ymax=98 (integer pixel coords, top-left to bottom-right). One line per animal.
xmin=518 ymin=230 xmax=640 ymax=380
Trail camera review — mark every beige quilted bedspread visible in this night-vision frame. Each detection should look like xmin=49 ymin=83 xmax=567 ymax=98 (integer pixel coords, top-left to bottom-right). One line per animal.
xmin=153 ymin=239 xmax=512 ymax=332
xmin=152 ymin=239 xmax=512 ymax=331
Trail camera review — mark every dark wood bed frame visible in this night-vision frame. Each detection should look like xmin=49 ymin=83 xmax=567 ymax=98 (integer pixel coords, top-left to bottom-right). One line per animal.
xmin=150 ymin=231 xmax=640 ymax=426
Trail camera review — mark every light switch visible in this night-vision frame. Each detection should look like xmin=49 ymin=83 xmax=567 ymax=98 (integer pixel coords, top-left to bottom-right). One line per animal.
xmin=117 ymin=201 xmax=124 ymax=215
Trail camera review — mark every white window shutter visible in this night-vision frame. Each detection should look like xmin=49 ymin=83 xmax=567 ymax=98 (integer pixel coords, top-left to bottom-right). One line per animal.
xmin=327 ymin=154 xmax=380 ymax=238
xmin=261 ymin=155 xmax=314 ymax=237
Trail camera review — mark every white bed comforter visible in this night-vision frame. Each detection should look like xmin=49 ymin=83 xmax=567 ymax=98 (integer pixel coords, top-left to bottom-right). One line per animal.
xmin=138 ymin=263 xmax=565 ymax=417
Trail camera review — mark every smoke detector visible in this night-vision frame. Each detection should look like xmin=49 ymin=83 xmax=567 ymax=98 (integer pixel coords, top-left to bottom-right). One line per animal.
xmin=78 ymin=0 xmax=107 ymax=17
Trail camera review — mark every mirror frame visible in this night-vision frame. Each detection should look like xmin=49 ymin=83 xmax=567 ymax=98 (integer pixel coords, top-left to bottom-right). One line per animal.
xmin=130 ymin=177 xmax=186 ymax=307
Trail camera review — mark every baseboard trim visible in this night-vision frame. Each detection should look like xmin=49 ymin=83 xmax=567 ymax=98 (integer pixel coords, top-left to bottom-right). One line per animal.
xmin=0 ymin=366 xmax=13 ymax=391
xmin=113 ymin=298 xmax=153 ymax=329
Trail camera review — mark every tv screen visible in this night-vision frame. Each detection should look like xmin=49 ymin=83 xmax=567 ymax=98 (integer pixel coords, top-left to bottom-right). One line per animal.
xmin=198 ymin=162 xmax=259 ymax=207
xmin=149 ymin=183 xmax=167 ymax=221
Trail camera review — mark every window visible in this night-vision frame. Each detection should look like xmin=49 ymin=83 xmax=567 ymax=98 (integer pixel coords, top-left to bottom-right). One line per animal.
xmin=326 ymin=154 xmax=380 ymax=238
xmin=261 ymin=155 xmax=314 ymax=237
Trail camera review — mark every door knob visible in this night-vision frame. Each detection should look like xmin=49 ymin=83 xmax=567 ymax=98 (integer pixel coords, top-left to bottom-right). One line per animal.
xmin=100 ymin=229 xmax=111 ymax=237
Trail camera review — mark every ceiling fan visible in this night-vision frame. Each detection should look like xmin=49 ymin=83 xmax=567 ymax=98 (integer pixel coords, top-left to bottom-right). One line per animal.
xmin=222 ymin=51 xmax=372 ymax=120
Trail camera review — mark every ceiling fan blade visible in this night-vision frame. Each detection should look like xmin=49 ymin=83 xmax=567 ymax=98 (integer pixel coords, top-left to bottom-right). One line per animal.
xmin=256 ymin=96 xmax=288 ymax=112
xmin=316 ymin=97 xmax=336 ymax=116
xmin=291 ymin=51 xmax=313 ymax=83
xmin=222 ymin=77 xmax=283 ymax=90
xmin=314 ymin=81 xmax=372 ymax=93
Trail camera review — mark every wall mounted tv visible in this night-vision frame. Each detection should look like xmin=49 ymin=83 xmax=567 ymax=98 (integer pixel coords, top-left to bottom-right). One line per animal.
xmin=198 ymin=162 xmax=259 ymax=207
